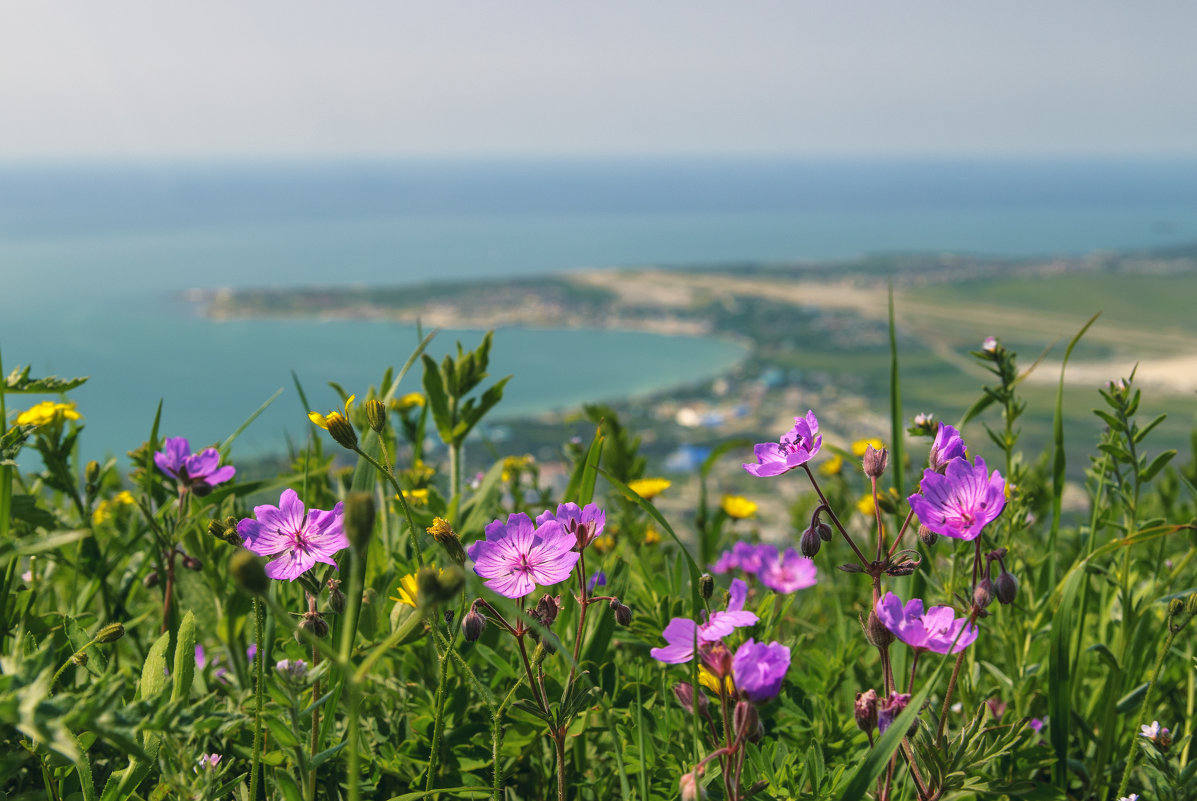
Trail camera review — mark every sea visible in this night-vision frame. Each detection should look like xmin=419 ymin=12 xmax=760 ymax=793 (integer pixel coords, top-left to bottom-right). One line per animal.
xmin=3 ymin=157 xmax=1197 ymax=465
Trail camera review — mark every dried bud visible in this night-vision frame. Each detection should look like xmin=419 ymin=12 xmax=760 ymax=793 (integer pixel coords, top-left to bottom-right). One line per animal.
xmin=182 ymin=555 xmax=203 ymax=571
xmin=230 ymin=550 xmax=269 ymax=596
xmin=800 ymin=526 xmax=821 ymax=558
xmin=143 ymin=570 xmax=160 ymax=588
xmin=296 ymin=611 xmax=329 ymax=641
xmin=531 ymin=594 xmax=562 ymax=629
xmin=326 ymin=414 xmax=359 ymax=451
xmin=838 ymin=562 xmax=865 ymax=573
xmin=613 ymin=602 xmax=633 ymax=627
xmin=365 ymin=399 xmax=387 ymax=432
xmin=326 ymin=579 xmax=346 ymax=615
xmin=885 ymin=560 xmax=918 ymax=577
xmin=95 ymin=622 xmax=125 ymax=644
xmin=917 ymin=524 xmax=938 ymax=546
xmin=995 ymin=569 xmax=1019 ymax=605
xmin=973 ymin=578 xmax=994 ymax=610
xmin=699 ymin=573 xmax=715 ymax=600
xmin=426 ymin=517 xmax=467 ymax=565
xmin=733 ymin=699 xmax=760 ymax=743
xmin=855 ymin=689 xmax=878 ymax=732
xmin=462 ymin=608 xmax=487 ymax=641
xmin=673 ymin=682 xmax=710 ymax=717
xmin=344 ymin=491 xmax=375 ymax=552
xmin=862 ymin=444 xmax=889 ymax=478
xmin=864 ymin=610 xmax=895 ymax=648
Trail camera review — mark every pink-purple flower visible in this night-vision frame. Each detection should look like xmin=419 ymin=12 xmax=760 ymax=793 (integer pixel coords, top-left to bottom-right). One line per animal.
xmin=154 ymin=437 xmax=235 ymax=492
xmin=468 ymin=512 xmax=580 ymax=599
xmin=743 ymin=411 xmax=822 ymax=477
xmin=877 ymin=691 xmax=912 ymax=733
xmin=552 ymin=502 xmax=606 ymax=549
xmin=732 ymin=638 xmax=791 ymax=703
xmin=758 ymin=547 xmax=817 ymax=594
xmin=875 ymin=592 xmax=978 ymax=654
xmin=928 ymin=422 xmax=966 ymax=473
xmin=710 ymin=542 xmax=773 ymax=576
xmin=650 ymin=578 xmax=759 ymax=663
xmin=908 ymin=456 xmax=1005 ymax=541
xmin=237 ymin=489 xmax=347 ymax=581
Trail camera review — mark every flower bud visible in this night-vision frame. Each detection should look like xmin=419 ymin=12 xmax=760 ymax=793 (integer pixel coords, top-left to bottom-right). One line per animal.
xmin=917 ymin=524 xmax=938 ymax=546
xmin=816 ymin=521 xmax=833 ymax=542
xmin=1168 ymin=598 xmax=1184 ymax=618
xmin=95 ymin=622 xmax=125 ymax=644
xmin=673 ymin=682 xmax=710 ymax=717
xmin=426 ymin=517 xmax=467 ymax=566
xmin=733 ymin=699 xmax=760 ymax=742
xmin=532 ymin=594 xmax=562 ymax=628
xmin=462 ymin=608 xmax=487 ymax=641
xmin=326 ymin=414 xmax=359 ymax=451
xmin=143 ymin=570 xmax=160 ymax=588
xmin=72 ymin=652 xmax=89 ymax=667
xmin=344 ymin=491 xmax=375 ymax=552
xmin=855 ymin=689 xmax=878 ymax=732
xmin=296 ymin=611 xmax=329 ymax=641
xmin=877 ymin=691 xmax=911 ymax=734
xmin=326 ymin=579 xmax=346 ymax=615
xmin=699 ymin=642 xmax=734 ymax=679
xmin=182 ymin=555 xmax=203 ymax=571
xmin=800 ymin=526 xmax=821 ymax=558
xmin=679 ymin=768 xmax=706 ymax=801
xmin=699 ymin=573 xmax=714 ymax=600
xmin=230 ymin=550 xmax=269 ymax=596
xmin=1186 ymin=593 xmax=1197 ymax=618
xmin=862 ymin=444 xmax=889 ymax=478
xmin=973 ymin=578 xmax=994 ymax=610
xmin=208 ymin=516 xmax=242 ymax=546
xmin=613 ymin=601 xmax=633 ymax=627
xmin=418 ymin=565 xmax=465 ymax=604
xmin=365 ymin=399 xmax=387 ymax=433
xmin=276 ymin=658 xmax=308 ymax=682
xmin=995 ymin=569 xmax=1019 ymax=605
xmin=864 ymin=610 xmax=895 ymax=648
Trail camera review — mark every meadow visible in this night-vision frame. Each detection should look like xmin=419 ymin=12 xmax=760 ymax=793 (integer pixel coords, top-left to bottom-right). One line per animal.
xmin=1 ymin=307 xmax=1194 ymax=801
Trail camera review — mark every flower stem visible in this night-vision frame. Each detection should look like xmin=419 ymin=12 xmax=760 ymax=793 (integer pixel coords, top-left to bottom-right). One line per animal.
xmin=249 ymin=598 xmax=265 ymax=801
xmin=424 ymin=626 xmax=454 ymax=793
xmin=803 ymin=465 xmax=869 ymax=565
xmin=1115 ymin=625 xmax=1179 ymax=800
xmin=354 ymin=445 xmax=425 ymax=569
xmin=935 ymin=647 xmax=968 ymax=744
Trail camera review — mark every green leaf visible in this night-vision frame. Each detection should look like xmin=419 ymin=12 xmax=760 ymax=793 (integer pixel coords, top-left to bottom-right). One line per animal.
xmin=1115 ymin=682 xmax=1149 ymax=713
xmin=1140 ymin=450 xmax=1176 ymax=483
xmin=8 ymin=494 xmax=59 ymax=531
xmin=420 ymin=354 xmax=452 ymax=441
xmin=3 ymin=366 xmax=88 ymax=393
xmin=0 ymin=423 xmax=37 ymax=465
xmin=139 ymin=630 xmax=172 ymax=701
xmin=1133 ymin=413 xmax=1168 ymax=444
xmin=273 ymin=771 xmax=304 ymax=801
xmin=219 ymin=388 xmax=283 ymax=457
xmin=170 ymin=611 xmax=196 ymax=703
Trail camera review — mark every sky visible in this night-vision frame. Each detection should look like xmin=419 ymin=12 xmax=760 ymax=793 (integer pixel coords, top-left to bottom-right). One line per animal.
xmin=2 ymin=1 xmax=1197 ymax=160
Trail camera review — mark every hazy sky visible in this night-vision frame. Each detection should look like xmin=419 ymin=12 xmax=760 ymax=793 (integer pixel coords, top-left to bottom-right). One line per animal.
xmin=3 ymin=1 xmax=1196 ymax=159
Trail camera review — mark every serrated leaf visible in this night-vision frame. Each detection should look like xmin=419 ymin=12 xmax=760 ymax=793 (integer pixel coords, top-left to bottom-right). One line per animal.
xmin=3 ymin=366 xmax=88 ymax=393
xmin=420 ymin=354 xmax=452 ymax=441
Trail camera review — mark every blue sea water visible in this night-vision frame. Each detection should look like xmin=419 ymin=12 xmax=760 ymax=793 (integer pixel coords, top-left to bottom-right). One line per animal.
xmin=3 ymin=157 xmax=1197 ymax=463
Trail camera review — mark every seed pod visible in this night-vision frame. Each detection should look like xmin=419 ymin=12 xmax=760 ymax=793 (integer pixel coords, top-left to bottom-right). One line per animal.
xmin=326 ymin=579 xmax=346 ymax=615
xmin=864 ymin=610 xmax=895 ymax=648
xmin=862 ymin=444 xmax=889 ymax=478
xmin=816 ymin=521 xmax=833 ymax=542
xmin=182 ymin=555 xmax=203 ymax=571
xmin=917 ymin=524 xmax=938 ymax=546
xmin=296 ymin=611 xmax=329 ymax=641
xmin=143 ymin=570 xmax=160 ymax=588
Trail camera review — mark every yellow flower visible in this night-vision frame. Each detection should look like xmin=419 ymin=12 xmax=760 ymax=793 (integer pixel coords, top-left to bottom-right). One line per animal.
xmin=699 ymin=666 xmax=735 ymax=696
xmin=92 ymin=490 xmax=135 ymax=526
xmin=501 ymin=454 xmax=534 ymax=482
xmin=644 ymin=526 xmax=662 ymax=545
xmin=394 ymin=392 xmax=425 ymax=411
xmin=390 ymin=573 xmax=420 ymax=607
xmin=627 ymin=477 xmax=671 ymax=500
xmin=819 ymin=453 xmax=844 ymax=476
xmin=400 ymin=488 xmax=429 ymax=507
xmin=856 ymin=493 xmax=877 ymax=517
xmin=308 ymin=394 xmax=355 ymax=430
xmin=720 ymin=495 xmax=758 ymax=520
xmin=16 ymin=401 xmax=82 ymax=427
xmin=852 ymin=438 xmax=885 ymax=457
xmin=592 ymin=534 xmax=615 ymax=553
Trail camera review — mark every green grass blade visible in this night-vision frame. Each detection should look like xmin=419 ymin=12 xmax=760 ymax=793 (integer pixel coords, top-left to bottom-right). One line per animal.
xmin=219 ymin=387 xmax=284 ymax=457
xmin=888 ymin=284 xmax=904 ymax=497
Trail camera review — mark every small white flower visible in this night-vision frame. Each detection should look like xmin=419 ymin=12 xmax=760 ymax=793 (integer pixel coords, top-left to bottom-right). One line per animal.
xmin=1117 ymin=794 xmax=1139 ymax=801
xmin=1140 ymin=720 xmax=1161 ymax=739
xmin=982 ymin=336 xmax=998 ymax=353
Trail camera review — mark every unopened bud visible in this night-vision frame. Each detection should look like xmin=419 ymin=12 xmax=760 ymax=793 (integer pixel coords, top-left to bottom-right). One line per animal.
xmin=864 ymin=610 xmax=895 ymax=648
xmin=1168 ymin=598 xmax=1184 ymax=618
xmin=182 ymin=555 xmax=203 ymax=571
xmin=344 ymin=492 xmax=375 ymax=552
xmin=95 ymin=622 xmax=125 ymax=644
xmin=326 ymin=579 xmax=346 ymax=615
xmin=1186 ymin=593 xmax=1197 ymax=617
xmin=855 ymin=689 xmax=878 ymax=732
xmin=613 ymin=602 xmax=633 ymax=627
xmin=72 ymin=652 xmax=89 ymax=666
xmin=816 ymin=521 xmax=833 ymax=542
xmin=862 ymin=445 xmax=889 ymax=478
xmin=995 ymin=570 xmax=1018 ymax=605
xmin=462 ymin=608 xmax=487 ymax=641
xmin=800 ymin=527 xmax=821 ymax=558
xmin=418 ymin=565 xmax=465 ymax=604
xmin=673 ymin=682 xmax=710 ymax=717
xmin=877 ymin=691 xmax=911 ymax=734
xmin=917 ymin=524 xmax=938 ymax=546
xmin=733 ymin=700 xmax=760 ymax=743
xmin=326 ymin=415 xmax=359 ymax=451
xmin=143 ymin=570 xmax=160 ymax=588
xmin=679 ymin=768 xmax=707 ymax=801
xmin=208 ymin=516 xmax=242 ymax=546
xmin=230 ymin=550 xmax=269 ymax=596
xmin=365 ymin=399 xmax=387 ymax=432
xmin=85 ymin=460 xmax=101 ymax=486
xmin=296 ymin=611 xmax=329 ymax=641
xmin=699 ymin=573 xmax=714 ymax=599
xmin=973 ymin=578 xmax=994 ymax=610
xmin=426 ymin=517 xmax=466 ymax=565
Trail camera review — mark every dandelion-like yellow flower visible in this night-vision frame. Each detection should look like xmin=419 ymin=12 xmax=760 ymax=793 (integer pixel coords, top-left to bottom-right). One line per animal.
xmin=819 ymin=453 xmax=844 ymax=476
xmin=593 ymin=534 xmax=616 ymax=553
xmin=644 ymin=526 xmax=662 ymax=545
xmin=400 ymin=488 xmax=429 ymax=507
xmin=16 ymin=401 xmax=82 ymax=427
xmin=720 ymin=495 xmax=758 ymax=520
xmin=394 ymin=392 xmax=425 ymax=411
xmin=856 ymin=493 xmax=877 ymax=517
xmin=699 ymin=665 xmax=735 ymax=696
xmin=390 ymin=573 xmax=420 ymax=607
xmin=308 ymin=394 xmax=355 ymax=430
xmin=92 ymin=490 xmax=135 ymax=526
xmin=852 ymin=438 xmax=885 ymax=457
xmin=627 ymin=477 xmax=671 ymax=500
xmin=500 ymin=454 xmax=534 ymax=482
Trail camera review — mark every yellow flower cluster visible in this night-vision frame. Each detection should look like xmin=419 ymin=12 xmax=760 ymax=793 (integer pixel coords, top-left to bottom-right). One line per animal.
xmin=92 ymin=491 xmax=135 ymax=526
xmin=16 ymin=401 xmax=82 ymax=427
xmin=627 ymin=477 xmax=671 ymax=500
xmin=720 ymin=495 xmax=758 ymax=520
xmin=500 ymin=454 xmax=535 ymax=482
xmin=399 ymin=488 xmax=429 ymax=507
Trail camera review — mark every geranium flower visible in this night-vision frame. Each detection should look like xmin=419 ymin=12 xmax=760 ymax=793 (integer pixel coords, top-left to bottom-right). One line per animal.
xmin=908 ymin=456 xmax=1005 ymax=541
xmin=650 ymin=578 xmax=759 ymax=663
xmin=732 ymin=638 xmax=791 ymax=703
xmin=154 ymin=437 xmax=236 ymax=492
xmin=878 ymin=692 xmax=912 ymax=733
xmin=874 ymin=592 xmax=978 ymax=654
xmin=237 ymin=489 xmax=347 ymax=581
xmin=757 ymin=548 xmax=817 ymax=594
xmin=467 ymin=512 xmax=579 ymax=599
xmin=551 ymin=502 xmax=606 ymax=549
xmin=710 ymin=542 xmax=774 ymax=576
xmin=743 ymin=411 xmax=822 ymax=477
xmin=928 ymin=422 xmax=966 ymax=472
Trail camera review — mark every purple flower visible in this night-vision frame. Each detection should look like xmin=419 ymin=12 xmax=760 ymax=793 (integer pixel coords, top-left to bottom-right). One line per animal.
xmin=587 ymin=570 xmax=607 ymax=592
xmin=711 ymin=542 xmax=775 ymax=576
xmin=908 ymin=456 xmax=1005 ymax=541
xmin=650 ymin=578 xmax=759 ymax=663
xmin=875 ymin=592 xmax=978 ymax=654
xmin=467 ymin=512 xmax=580 ymax=599
xmin=246 ymin=643 xmax=258 ymax=662
xmin=276 ymin=658 xmax=308 ymax=681
xmin=743 ymin=411 xmax=822 ymax=477
xmin=758 ymin=547 xmax=818 ymax=594
xmin=237 ymin=489 xmax=347 ymax=581
xmin=154 ymin=437 xmax=235 ymax=491
xmin=732 ymin=638 xmax=791 ymax=703
xmin=553 ymin=502 xmax=606 ymax=549
xmin=928 ymin=422 xmax=966 ymax=473
xmin=1029 ymin=717 xmax=1046 ymax=733
xmin=877 ymin=692 xmax=912 ymax=734
xmin=194 ymin=644 xmax=229 ymax=682
xmin=197 ymin=753 xmax=221 ymax=769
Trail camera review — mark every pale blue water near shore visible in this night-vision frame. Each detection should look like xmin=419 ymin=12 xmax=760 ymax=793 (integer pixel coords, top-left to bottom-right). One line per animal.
xmin=3 ymin=157 xmax=1197 ymax=463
